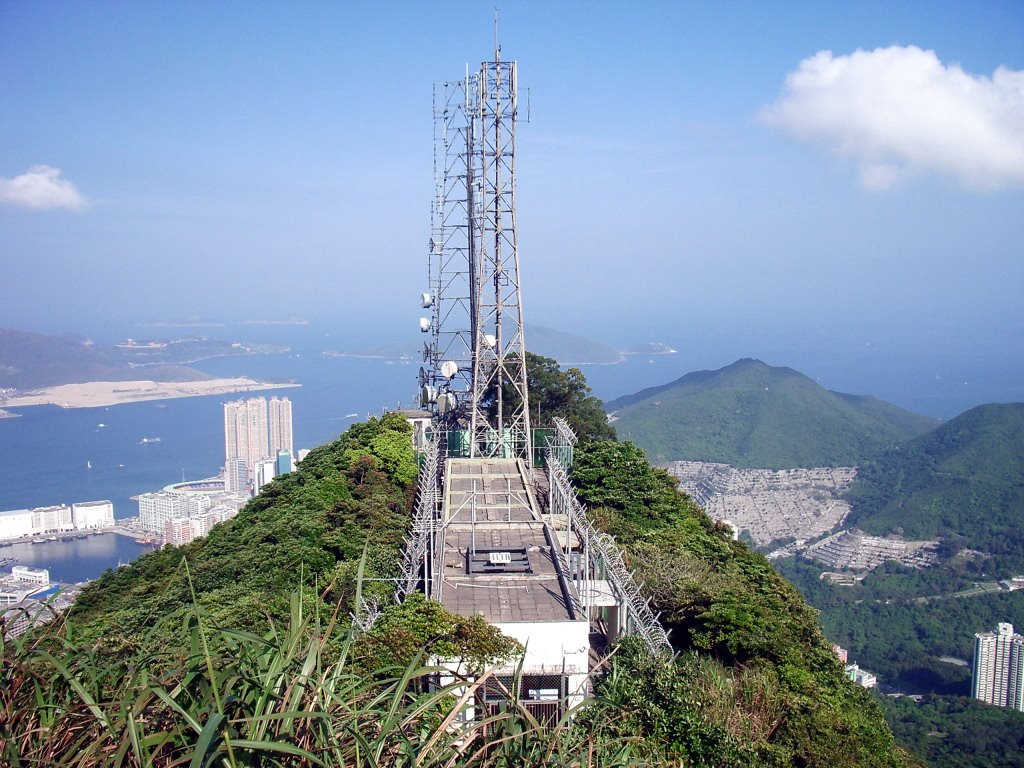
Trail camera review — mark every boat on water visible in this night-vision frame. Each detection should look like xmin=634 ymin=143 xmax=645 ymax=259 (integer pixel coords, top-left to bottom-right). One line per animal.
xmin=138 ymin=536 xmax=155 ymax=545
xmin=139 ymin=437 xmax=162 ymax=444
xmin=31 ymin=538 xmax=46 ymax=544
xmin=87 ymin=460 xmax=92 ymax=469
xmin=97 ymin=423 xmax=106 ymax=428
xmin=47 ymin=536 xmax=58 ymax=541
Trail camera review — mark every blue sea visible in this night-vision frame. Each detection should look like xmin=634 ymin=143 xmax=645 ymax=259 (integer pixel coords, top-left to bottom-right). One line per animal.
xmin=1 ymin=320 xmax=1020 ymax=581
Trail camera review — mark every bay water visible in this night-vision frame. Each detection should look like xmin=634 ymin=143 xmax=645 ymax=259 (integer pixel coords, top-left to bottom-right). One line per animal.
xmin=2 ymin=319 xmax=1017 ymax=581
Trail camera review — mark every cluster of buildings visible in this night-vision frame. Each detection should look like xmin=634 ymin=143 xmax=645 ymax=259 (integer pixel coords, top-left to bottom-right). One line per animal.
xmin=0 ymin=501 xmax=115 ymax=542
xmin=832 ymin=644 xmax=878 ymax=688
xmin=136 ymin=479 xmax=250 ymax=546
xmin=133 ymin=396 xmax=298 ymax=548
xmin=972 ymin=622 xmax=1024 ymax=711
xmin=667 ymin=461 xmax=854 ymax=548
xmin=0 ymin=566 xmax=59 ymax=638
xmin=223 ymin=396 xmax=294 ymax=494
xmin=805 ymin=528 xmax=940 ymax=572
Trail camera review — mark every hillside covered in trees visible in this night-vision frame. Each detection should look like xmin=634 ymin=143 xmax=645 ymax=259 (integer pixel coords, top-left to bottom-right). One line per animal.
xmin=846 ymin=402 xmax=1024 ymax=568
xmin=607 ymin=358 xmax=939 ymax=468
xmin=3 ymin=358 xmax=910 ymax=766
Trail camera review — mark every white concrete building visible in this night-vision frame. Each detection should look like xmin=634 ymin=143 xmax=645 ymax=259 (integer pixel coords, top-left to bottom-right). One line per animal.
xmin=0 ymin=509 xmax=35 ymax=541
xmin=254 ymin=459 xmax=278 ymax=493
xmin=160 ymin=503 xmax=240 ymax=547
xmin=71 ymin=500 xmax=114 ymax=530
xmin=138 ymin=491 xmax=204 ymax=534
xmin=845 ymin=663 xmax=878 ymax=688
xmin=31 ymin=505 xmax=73 ymax=534
xmin=2 ymin=502 xmax=112 ymax=540
xmin=395 ymin=408 xmax=433 ymax=452
xmin=973 ymin=622 xmax=1024 ymax=711
xmin=0 ymin=567 xmax=52 ymax=606
xmin=12 ymin=566 xmax=50 ymax=585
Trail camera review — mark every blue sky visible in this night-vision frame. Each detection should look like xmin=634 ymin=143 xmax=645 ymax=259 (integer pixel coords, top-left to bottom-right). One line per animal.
xmin=1 ymin=1 xmax=1022 ymax=415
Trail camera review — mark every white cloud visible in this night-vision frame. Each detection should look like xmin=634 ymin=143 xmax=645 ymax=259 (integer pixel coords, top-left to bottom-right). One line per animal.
xmin=0 ymin=165 xmax=87 ymax=210
xmin=761 ymin=46 xmax=1024 ymax=190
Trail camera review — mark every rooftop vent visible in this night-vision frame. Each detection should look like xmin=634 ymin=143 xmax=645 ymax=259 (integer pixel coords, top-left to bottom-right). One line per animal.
xmin=468 ymin=547 xmax=531 ymax=574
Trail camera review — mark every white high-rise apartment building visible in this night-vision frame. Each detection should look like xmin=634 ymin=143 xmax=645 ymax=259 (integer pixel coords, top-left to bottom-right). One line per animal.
xmin=224 ymin=397 xmax=271 ymax=480
xmin=224 ymin=458 xmax=249 ymax=494
xmin=269 ymin=397 xmax=293 ymax=456
xmin=972 ymin=622 xmax=1024 ymax=711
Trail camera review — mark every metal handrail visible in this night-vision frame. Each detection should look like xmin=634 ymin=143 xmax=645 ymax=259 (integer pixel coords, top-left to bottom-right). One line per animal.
xmin=397 ymin=436 xmax=440 ymax=602
xmin=545 ymin=429 xmax=671 ymax=655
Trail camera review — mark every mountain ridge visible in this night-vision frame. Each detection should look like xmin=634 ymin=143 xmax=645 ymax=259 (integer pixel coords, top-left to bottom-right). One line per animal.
xmin=608 ymin=358 xmax=940 ymax=469
xmin=845 ymin=401 xmax=1024 ymax=564
xmin=0 ymin=328 xmax=210 ymax=389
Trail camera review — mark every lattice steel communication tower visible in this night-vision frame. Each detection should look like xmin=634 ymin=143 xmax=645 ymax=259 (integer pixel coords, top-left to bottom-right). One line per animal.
xmin=419 ymin=42 xmax=533 ymax=466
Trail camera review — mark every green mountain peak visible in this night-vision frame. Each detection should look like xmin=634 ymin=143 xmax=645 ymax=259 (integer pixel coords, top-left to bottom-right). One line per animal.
xmin=608 ymin=358 xmax=940 ymax=469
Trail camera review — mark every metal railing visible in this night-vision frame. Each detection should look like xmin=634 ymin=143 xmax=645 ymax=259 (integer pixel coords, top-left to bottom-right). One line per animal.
xmin=396 ymin=436 xmax=441 ymax=602
xmin=545 ymin=424 xmax=672 ymax=655
xmin=548 ymin=417 xmax=577 ymax=470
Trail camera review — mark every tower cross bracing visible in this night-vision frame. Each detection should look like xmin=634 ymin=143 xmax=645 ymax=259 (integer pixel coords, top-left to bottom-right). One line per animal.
xmin=403 ymin=42 xmax=671 ymax=725
xmin=423 ymin=46 xmax=532 ymax=466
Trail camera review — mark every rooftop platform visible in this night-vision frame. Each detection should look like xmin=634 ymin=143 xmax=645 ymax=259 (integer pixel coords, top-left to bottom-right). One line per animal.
xmin=433 ymin=458 xmax=579 ymax=624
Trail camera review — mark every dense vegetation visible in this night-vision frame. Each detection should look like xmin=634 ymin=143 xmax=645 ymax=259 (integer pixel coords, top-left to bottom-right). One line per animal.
xmin=882 ymin=695 xmax=1024 ymax=768
xmin=846 ymin=402 xmax=1024 ymax=569
xmin=606 ymin=358 xmax=938 ymax=468
xmin=776 ymin=557 xmax=1024 ymax=695
xmin=570 ymin=439 xmax=910 ymax=766
xmin=67 ymin=414 xmax=421 ymax=650
xmin=2 ymin=367 xmax=909 ymax=766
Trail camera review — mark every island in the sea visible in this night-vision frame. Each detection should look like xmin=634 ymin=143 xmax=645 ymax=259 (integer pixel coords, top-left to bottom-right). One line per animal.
xmin=0 ymin=328 xmax=298 ymax=409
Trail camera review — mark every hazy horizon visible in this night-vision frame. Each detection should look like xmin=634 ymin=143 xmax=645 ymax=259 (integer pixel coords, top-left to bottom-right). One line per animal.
xmin=2 ymin=2 xmax=1022 ymax=420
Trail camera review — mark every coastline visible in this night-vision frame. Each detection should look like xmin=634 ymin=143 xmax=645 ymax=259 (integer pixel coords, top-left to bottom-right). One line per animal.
xmin=323 ymin=350 xmax=634 ymax=366
xmin=1 ymin=378 xmax=300 ymax=409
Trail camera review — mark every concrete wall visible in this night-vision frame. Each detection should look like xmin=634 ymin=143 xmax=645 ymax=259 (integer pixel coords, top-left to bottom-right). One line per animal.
xmin=494 ymin=619 xmax=591 ymax=705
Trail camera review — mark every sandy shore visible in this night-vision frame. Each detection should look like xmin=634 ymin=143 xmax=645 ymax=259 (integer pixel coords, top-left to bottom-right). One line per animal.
xmin=1 ymin=378 xmax=300 ymax=409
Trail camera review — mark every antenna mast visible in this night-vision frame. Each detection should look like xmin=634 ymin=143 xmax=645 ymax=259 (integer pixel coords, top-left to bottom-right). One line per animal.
xmin=421 ymin=35 xmax=533 ymax=466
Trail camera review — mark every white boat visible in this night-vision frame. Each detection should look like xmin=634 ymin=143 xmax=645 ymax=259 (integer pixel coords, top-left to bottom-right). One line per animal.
xmin=139 ymin=437 xmax=162 ymax=444
xmin=97 ymin=423 xmax=107 ymax=428
xmin=87 ymin=460 xmax=92 ymax=469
